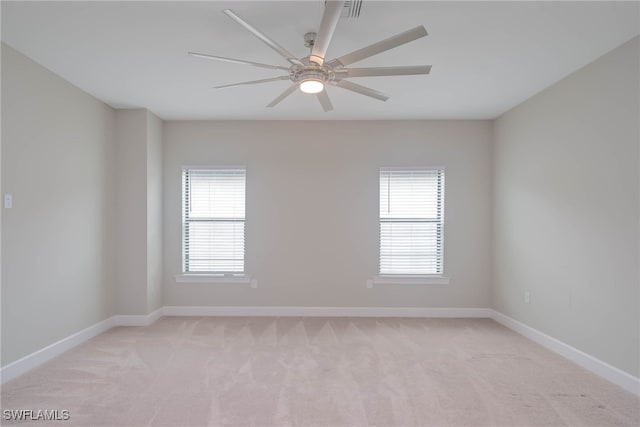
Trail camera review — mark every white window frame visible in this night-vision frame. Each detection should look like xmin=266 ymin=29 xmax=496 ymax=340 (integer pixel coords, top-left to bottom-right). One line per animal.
xmin=374 ymin=167 xmax=448 ymax=286
xmin=176 ymin=166 xmax=252 ymax=284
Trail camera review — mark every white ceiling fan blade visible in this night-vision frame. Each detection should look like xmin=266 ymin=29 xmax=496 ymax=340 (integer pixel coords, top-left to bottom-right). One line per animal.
xmin=223 ymin=9 xmax=302 ymax=66
xmin=267 ymin=83 xmax=299 ymax=107
xmin=335 ymin=80 xmax=389 ymax=101
xmin=316 ymin=90 xmax=334 ymax=112
xmin=215 ymin=76 xmax=290 ymax=89
xmin=188 ymin=52 xmax=290 ymax=71
xmin=330 ymin=26 xmax=428 ymax=67
xmin=338 ymin=65 xmax=432 ymax=78
xmin=310 ymin=0 xmax=345 ymax=66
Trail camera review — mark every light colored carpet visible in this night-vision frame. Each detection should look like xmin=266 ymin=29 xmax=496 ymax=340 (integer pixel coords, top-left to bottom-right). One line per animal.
xmin=1 ymin=317 xmax=638 ymax=426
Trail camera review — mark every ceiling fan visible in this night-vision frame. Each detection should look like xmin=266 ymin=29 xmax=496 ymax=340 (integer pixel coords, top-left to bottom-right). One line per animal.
xmin=188 ymin=1 xmax=431 ymax=112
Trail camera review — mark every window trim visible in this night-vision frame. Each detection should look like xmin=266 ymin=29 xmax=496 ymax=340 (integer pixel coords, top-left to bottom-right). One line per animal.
xmin=378 ymin=166 xmax=446 ymax=277
xmin=181 ymin=165 xmax=247 ymax=275
xmin=174 ymin=273 xmax=252 ymax=284
xmin=372 ymin=275 xmax=450 ymax=286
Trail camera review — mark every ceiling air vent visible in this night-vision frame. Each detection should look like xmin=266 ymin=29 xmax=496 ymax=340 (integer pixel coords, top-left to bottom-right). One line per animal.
xmin=336 ymin=0 xmax=363 ymax=19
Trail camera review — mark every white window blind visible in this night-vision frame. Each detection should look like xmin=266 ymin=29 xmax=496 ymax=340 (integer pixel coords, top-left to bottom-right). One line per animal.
xmin=380 ymin=168 xmax=444 ymax=275
xmin=182 ymin=168 xmax=246 ymax=273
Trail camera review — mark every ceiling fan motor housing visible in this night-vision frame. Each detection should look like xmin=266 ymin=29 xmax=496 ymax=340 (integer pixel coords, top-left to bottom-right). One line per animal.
xmin=291 ymin=66 xmax=333 ymax=85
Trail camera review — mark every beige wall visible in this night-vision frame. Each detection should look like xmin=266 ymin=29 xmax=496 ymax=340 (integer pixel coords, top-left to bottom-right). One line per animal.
xmin=147 ymin=112 xmax=163 ymax=312
xmin=114 ymin=109 xmax=164 ymax=315
xmin=114 ymin=109 xmax=148 ymax=315
xmin=493 ymin=37 xmax=640 ymax=377
xmin=163 ymin=120 xmax=493 ymax=308
xmin=1 ymin=44 xmax=116 ymax=365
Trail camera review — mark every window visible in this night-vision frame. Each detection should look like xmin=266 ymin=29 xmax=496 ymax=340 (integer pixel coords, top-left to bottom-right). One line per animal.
xmin=182 ymin=168 xmax=246 ymax=274
xmin=379 ymin=168 xmax=444 ymax=275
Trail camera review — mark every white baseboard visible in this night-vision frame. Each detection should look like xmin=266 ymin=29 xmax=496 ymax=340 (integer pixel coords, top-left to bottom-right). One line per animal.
xmin=0 ymin=316 xmax=115 ymax=384
xmin=0 ymin=306 xmax=487 ymax=384
xmin=112 ymin=307 xmax=163 ymax=327
xmin=1 ymin=308 xmax=164 ymax=384
xmin=146 ymin=307 xmax=164 ymax=324
xmin=3 ymin=306 xmax=637 ymax=397
xmin=162 ymin=306 xmax=492 ymax=318
xmin=489 ymin=310 xmax=640 ymax=396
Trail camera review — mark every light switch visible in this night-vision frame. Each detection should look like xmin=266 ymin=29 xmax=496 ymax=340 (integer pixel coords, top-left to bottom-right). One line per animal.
xmin=366 ymin=279 xmax=373 ymax=289
xmin=4 ymin=193 xmax=12 ymax=209
xmin=250 ymin=279 xmax=258 ymax=289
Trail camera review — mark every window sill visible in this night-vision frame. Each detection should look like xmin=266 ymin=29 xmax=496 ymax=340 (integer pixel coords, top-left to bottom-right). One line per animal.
xmin=371 ymin=275 xmax=450 ymax=286
xmin=175 ymin=274 xmax=255 ymax=286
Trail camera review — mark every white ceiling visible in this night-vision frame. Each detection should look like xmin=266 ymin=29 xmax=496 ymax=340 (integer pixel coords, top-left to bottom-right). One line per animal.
xmin=2 ymin=1 xmax=638 ymax=120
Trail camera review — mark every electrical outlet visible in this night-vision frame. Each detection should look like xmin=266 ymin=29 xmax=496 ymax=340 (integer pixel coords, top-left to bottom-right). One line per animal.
xmin=366 ymin=279 xmax=373 ymax=289
xmin=4 ymin=193 xmax=12 ymax=209
xmin=524 ymin=291 xmax=531 ymax=304
xmin=250 ymin=279 xmax=258 ymax=289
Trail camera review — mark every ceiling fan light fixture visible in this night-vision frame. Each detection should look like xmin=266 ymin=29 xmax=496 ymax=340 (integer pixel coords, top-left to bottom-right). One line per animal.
xmin=299 ymin=79 xmax=325 ymax=94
